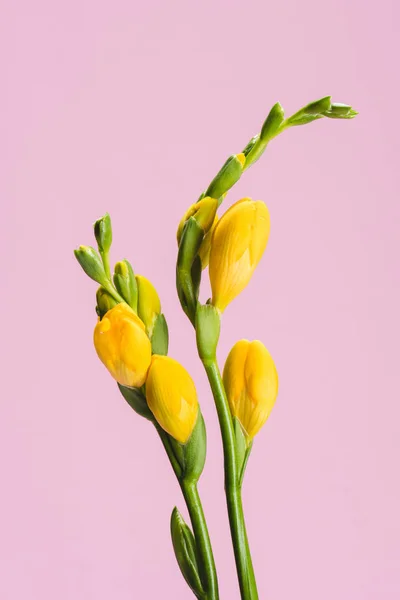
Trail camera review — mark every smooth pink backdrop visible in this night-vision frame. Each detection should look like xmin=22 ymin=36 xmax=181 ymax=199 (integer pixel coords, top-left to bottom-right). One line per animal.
xmin=2 ymin=1 xmax=399 ymax=599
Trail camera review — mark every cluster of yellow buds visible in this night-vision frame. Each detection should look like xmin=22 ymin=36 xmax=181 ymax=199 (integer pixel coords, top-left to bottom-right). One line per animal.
xmin=75 ymin=214 xmax=200 ymax=448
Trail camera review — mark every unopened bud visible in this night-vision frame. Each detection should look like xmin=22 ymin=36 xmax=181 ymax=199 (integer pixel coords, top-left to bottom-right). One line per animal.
xmin=113 ymin=260 xmax=138 ymax=312
xmin=96 ymin=286 xmax=118 ymax=318
xmin=94 ymin=213 xmax=112 ymax=254
xmin=74 ymin=245 xmax=107 ymax=286
xmin=205 ymin=154 xmax=245 ymax=199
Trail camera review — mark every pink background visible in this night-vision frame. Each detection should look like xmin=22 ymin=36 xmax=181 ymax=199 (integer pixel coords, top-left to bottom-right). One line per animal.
xmin=2 ymin=1 xmax=399 ymax=598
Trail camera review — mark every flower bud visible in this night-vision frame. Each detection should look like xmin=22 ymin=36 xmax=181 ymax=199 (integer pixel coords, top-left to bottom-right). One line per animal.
xmin=136 ymin=275 xmax=161 ymax=337
xmin=93 ymin=303 xmax=151 ymax=387
xmin=94 ymin=213 xmax=112 ymax=254
xmin=113 ymin=260 xmax=138 ymax=312
xmin=209 ymin=198 xmax=270 ymax=312
xmin=74 ymin=245 xmax=108 ymax=286
xmin=223 ymin=340 xmax=278 ymax=440
xmin=323 ymin=102 xmax=358 ymax=119
xmin=176 ymin=197 xmax=218 ymax=244
xmin=286 ymin=96 xmax=332 ymax=126
xmin=205 ymin=154 xmax=245 ymax=199
xmin=96 ymin=286 xmax=118 ymax=318
xmin=146 ymin=355 xmax=199 ymax=444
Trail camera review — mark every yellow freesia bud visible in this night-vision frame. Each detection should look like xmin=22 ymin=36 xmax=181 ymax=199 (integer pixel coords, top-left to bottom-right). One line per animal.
xmin=146 ymin=355 xmax=199 ymax=444
xmin=176 ymin=196 xmax=218 ymax=244
xmin=209 ymin=198 xmax=270 ymax=312
xmin=223 ymin=340 xmax=278 ymax=440
xmin=94 ymin=303 xmax=151 ymax=387
xmin=136 ymin=275 xmax=161 ymax=337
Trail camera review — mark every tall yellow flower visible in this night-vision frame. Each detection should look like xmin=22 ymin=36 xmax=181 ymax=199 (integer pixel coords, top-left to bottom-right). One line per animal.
xmin=94 ymin=303 xmax=152 ymax=387
xmin=209 ymin=198 xmax=270 ymax=312
xmin=146 ymin=355 xmax=199 ymax=444
xmin=223 ymin=339 xmax=278 ymax=440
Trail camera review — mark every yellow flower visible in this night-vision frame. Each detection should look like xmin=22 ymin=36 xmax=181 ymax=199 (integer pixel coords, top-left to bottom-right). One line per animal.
xmin=136 ymin=275 xmax=161 ymax=337
xmin=223 ymin=339 xmax=278 ymax=440
xmin=93 ymin=303 xmax=152 ymax=387
xmin=209 ymin=198 xmax=270 ymax=312
xmin=146 ymin=355 xmax=199 ymax=444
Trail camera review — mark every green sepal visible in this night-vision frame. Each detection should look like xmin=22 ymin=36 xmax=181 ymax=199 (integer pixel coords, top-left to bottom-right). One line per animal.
xmin=191 ymin=256 xmax=202 ymax=306
xmin=170 ymin=508 xmax=205 ymax=599
xmin=286 ymin=114 xmax=324 ymax=126
xmin=96 ymin=286 xmax=119 ymax=319
xmin=205 ymin=154 xmax=243 ymax=199
xmin=233 ymin=417 xmax=253 ymax=486
xmin=113 ymin=259 xmax=138 ymax=312
xmin=242 ymin=134 xmax=265 ymax=170
xmin=182 ymin=411 xmax=207 ymax=484
xmin=323 ymin=103 xmax=358 ymax=119
xmin=166 ymin=412 xmax=207 ymax=483
xmin=176 ymin=218 xmax=204 ymax=324
xmin=151 ymin=313 xmax=169 ymax=356
xmin=195 ymin=304 xmax=220 ymax=362
xmin=118 ymin=383 xmax=154 ymax=421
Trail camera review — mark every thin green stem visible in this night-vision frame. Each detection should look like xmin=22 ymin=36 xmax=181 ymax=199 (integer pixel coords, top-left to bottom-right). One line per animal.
xmin=100 ymin=250 xmax=112 ymax=281
xmin=203 ymin=359 xmax=258 ymax=600
xmin=181 ymin=480 xmax=219 ymax=600
xmin=156 ymin=426 xmax=219 ymax=600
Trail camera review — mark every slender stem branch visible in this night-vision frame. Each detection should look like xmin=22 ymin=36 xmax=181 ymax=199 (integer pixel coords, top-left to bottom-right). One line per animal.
xmin=202 ymin=359 xmax=258 ymax=600
xmin=100 ymin=250 xmax=112 ymax=281
xmin=156 ymin=426 xmax=219 ymax=600
xmin=181 ymin=480 xmax=219 ymax=600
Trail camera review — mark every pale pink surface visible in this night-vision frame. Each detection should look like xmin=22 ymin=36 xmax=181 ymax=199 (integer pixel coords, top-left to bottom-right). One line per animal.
xmin=1 ymin=1 xmax=399 ymax=599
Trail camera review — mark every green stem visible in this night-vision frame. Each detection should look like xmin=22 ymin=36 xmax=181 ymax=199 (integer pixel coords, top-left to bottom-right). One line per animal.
xmin=181 ymin=480 xmax=219 ymax=600
xmin=100 ymin=250 xmax=112 ymax=281
xmin=203 ymin=359 xmax=258 ymax=600
xmin=156 ymin=426 xmax=219 ymax=600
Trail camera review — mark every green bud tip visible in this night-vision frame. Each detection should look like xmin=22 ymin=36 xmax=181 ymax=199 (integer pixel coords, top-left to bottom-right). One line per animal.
xmin=94 ymin=213 xmax=112 ymax=253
